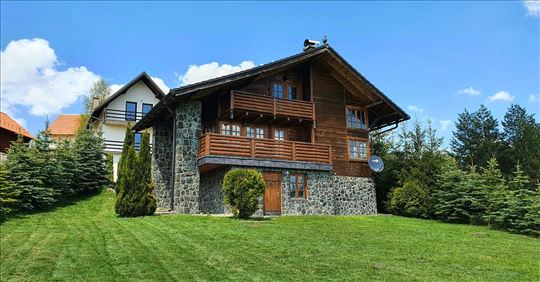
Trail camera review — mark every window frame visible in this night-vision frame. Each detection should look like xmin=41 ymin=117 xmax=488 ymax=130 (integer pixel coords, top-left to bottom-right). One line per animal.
xmin=125 ymin=101 xmax=137 ymax=121
xmin=246 ymin=126 xmax=265 ymax=139
xmin=142 ymin=103 xmax=153 ymax=115
xmin=271 ymin=79 xmax=299 ymax=101
xmin=273 ymin=128 xmax=286 ymax=141
xmin=220 ymin=122 xmax=242 ymax=136
xmin=347 ymin=137 xmax=369 ymax=161
xmin=134 ymin=132 xmax=142 ymax=150
xmin=289 ymin=173 xmax=307 ymax=199
xmin=345 ymin=106 xmax=367 ymax=130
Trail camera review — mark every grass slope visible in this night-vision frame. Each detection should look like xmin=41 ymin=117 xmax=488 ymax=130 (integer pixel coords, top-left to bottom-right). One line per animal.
xmin=1 ymin=190 xmax=539 ymax=281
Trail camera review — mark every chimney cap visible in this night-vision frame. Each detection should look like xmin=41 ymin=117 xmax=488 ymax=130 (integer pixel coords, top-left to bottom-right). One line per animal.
xmin=303 ymin=39 xmax=320 ymax=51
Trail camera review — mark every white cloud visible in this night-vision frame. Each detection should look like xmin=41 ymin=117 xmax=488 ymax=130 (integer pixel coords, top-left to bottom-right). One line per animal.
xmin=524 ymin=0 xmax=540 ymax=16
xmin=439 ymin=119 xmax=452 ymax=131
xmin=529 ymin=94 xmax=539 ymax=103
xmin=1 ymin=38 xmax=99 ymax=117
xmin=178 ymin=61 xmax=255 ymax=86
xmin=407 ymin=105 xmax=424 ymax=113
xmin=456 ymin=86 xmax=481 ymax=96
xmin=109 ymin=76 xmax=169 ymax=95
xmin=489 ymin=91 xmax=515 ymax=102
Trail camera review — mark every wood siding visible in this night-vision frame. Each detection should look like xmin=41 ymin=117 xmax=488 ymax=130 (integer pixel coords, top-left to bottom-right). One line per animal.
xmin=312 ymin=61 xmax=371 ymax=177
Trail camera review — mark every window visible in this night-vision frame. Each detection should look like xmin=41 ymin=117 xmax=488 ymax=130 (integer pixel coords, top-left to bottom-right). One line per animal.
xmin=134 ymin=132 xmax=142 ymax=150
xmin=125 ymin=102 xmax=137 ymax=121
xmin=142 ymin=103 xmax=153 ymax=115
xmin=349 ymin=139 xmax=368 ymax=160
xmin=247 ymin=127 xmax=265 ymax=139
xmin=221 ymin=123 xmax=241 ymax=136
xmin=289 ymin=174 xmax=307 ymax=199
xmin=273 ymin=83 xmax=284 ymax=99
xmin=288 ymin=86 xmax=297 ymax=100
xmin=347 ymin=107 xmax=366 ymax=129
xmin=274 ymin=129 xmax=285 ymax=141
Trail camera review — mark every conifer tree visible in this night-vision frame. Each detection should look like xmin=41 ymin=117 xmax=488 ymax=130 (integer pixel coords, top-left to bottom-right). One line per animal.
xmin=115 ymin=141 xmax=137 ymax=217
xmin=55 ymin=140 xmax=79 ymax=197
xmin=117 ymin=126 xmax=134 ymax=192
xmin=5 ymin=136 xmax=55 ymax=209
xmin=481 ymin=157 xmax=506 ymax=223
xmin=434 ymin=160 xmax=487 ymax=224
xmin=134 ymin=133 xmax=157 ymax=215
xmin=0 ymin=163 xmax=19 ymax=219
xmin=34 ymin=124 xmax=62 ymax=198
xmin=73 ymin=128 xmax=109 ymax=194
xmin=504 ymin=164 xmax=536 ymax=234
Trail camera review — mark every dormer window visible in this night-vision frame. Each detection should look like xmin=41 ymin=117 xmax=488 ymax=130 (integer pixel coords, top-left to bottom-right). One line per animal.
xmin=346 ymin=107 xmax=366 ymax=129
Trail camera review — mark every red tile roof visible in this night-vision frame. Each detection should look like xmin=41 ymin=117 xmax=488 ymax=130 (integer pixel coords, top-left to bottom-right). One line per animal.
xmin=0 ymin=112 xmax=33 ymax=139
xmin=48 ymin=114 xmax=83 ymax=136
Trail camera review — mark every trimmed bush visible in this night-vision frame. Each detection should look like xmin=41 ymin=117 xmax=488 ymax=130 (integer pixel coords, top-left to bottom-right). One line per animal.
xmin=389 ymin=180 xmax=430 ymax=218
xmin=222 ymin=169 xmax=265 ymax=219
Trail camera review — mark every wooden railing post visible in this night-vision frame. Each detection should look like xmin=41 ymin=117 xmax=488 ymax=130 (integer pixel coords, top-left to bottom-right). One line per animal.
xmin=250 ymin=138 xmax=255 ymax=158
xmin=205 ymin=134 xmax=210 ymax=156
xmin=292 ymin=142 xmax=296 ymax=161
xmin=273 ymin=98 xmax=277 ymax=116
xmin=328 ymin=145 xmax=332 ymax=164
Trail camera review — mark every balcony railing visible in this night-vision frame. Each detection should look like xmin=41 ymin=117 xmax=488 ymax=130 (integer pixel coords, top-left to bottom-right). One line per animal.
xmin=198 ymin=133 xmax=331 ymax=164
xmin=103 ymin=109 xmax=147 ymax=123
xmin=229 ymin=90 xmax=315 ymax=120
xmin=104 ymin=140 xmax=151 ymax=152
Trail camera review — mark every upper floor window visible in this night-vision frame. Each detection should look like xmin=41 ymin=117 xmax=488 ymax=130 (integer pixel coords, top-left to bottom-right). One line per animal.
xmin=274 ymin=129 xmax=285 ymax=141
xmin=347 ymin=107 xmax=366 ymax=129
xmin=142 ymin=103 xmax=153 ymax=115
xmin=288 ymin=86 xmax=297 ymax=100
xmin=222 ymin=123 xmax=241 ymax=136
xmin=349 ymin=138 xmax=368 ymax=160
xmin=247 ymin=127 xmax=265 ymax=139
xmin=289 ymin=174 xmax=307 ymax=199
xmin=134 ymin=132 xmax=142 ymax=150
xmin=273 ymin=83 xmax=284 ymax=99
xmin=125 ymin=102 xmax=137 ymax=121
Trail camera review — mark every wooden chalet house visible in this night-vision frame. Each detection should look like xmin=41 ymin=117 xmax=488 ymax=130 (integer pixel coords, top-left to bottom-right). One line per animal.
xmin=133 ymin=40 xmax=409 ymax=215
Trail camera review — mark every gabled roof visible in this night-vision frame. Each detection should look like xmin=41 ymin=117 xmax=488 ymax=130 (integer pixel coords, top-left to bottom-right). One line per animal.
xmin=90 ymin=72 xmax=166 ymax=122
xmin=133 ymin=45 xmax=409 ymax=131
xmin=48 ymin=114 xmax=83 ymax=136
xmin=0 ymin=112 xmax=33 ymax=139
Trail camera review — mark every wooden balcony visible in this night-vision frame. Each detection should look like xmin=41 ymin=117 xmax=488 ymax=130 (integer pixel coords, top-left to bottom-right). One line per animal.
xmin=228 ymin=90 xmax=315 ymax=120
xmin=198 ymin=133 xmax=332 ymax=164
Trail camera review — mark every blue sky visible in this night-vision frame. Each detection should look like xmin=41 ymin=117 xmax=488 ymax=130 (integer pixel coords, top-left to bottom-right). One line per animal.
xmin=1 ymin=1 xmax=539 ymax=144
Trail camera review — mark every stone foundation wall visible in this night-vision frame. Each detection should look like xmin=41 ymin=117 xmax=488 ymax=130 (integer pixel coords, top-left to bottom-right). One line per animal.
xmin=151 ymin=117 xmax=173 ymax=210
xmin=198 ymin=166 xmax=377 ymax=216
xmin=173 ymin=101 xmax=202 ymax=214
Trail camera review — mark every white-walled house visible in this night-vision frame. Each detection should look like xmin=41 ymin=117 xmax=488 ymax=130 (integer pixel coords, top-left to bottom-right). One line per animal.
xmin=89 ymin=72 xmax=165 ymax=180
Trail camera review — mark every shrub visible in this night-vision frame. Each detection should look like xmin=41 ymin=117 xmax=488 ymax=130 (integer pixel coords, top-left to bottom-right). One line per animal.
xmin=73 ymin=128 xmax=109 ymax=195
xmin=222 ymin=169 xmax=265 ymax=219
xmin=388 ymin=180 xmax=430 ymax=218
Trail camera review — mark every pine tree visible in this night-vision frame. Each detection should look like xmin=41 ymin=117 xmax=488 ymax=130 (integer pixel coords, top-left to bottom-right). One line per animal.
xmin=5 ymin=136 xmax=55 ymax=210
xmin=0 ymin=163 xmax=19 ymax=219
xmin=34 ymin=124 xmax=62 ymax=198
xmin=504 ymin=164 xmax=537 ymax=234
xmin=73 ymin=128 xmax=109 ymax=194
xmin=481 ymin=157 xmax=506 ymax=224
xmin=55 ymin=140 xmax=80 ymax=197
xmin=434 ymin=159 xmax=487 ymax=224
xmin=451 ymin=105 xmax=501 ymax=168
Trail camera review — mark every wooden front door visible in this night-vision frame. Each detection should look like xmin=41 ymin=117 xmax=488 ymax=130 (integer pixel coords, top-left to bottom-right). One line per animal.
xmin=263 ymin=172 xmax=281 ymax=215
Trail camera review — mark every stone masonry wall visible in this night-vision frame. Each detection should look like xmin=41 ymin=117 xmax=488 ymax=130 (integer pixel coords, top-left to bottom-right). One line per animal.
xmin=199 ymin=166 xmax=377 ymax=216
xmin=173 ymin=101 xmax=202 ymax=213
xmin=151 ymin=116 xmax=173 ymax=210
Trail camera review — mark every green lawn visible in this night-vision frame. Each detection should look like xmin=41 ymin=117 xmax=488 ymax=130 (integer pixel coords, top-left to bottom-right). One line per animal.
xmin=1 ymin=190 xmax=539 ymax=281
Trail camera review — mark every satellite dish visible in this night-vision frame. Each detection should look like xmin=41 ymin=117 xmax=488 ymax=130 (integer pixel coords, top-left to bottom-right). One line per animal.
xmin=368 ymin=155 xmax=384 ymax=173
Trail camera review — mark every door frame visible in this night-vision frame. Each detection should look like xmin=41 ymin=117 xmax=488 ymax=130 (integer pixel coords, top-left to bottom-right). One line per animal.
xmin=263 ymin=171 xmax=282 ymax=215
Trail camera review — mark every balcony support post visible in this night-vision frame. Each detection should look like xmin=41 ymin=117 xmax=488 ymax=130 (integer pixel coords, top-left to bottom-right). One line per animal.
xmin=250 ymin=138 xmax=255 ymax=158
